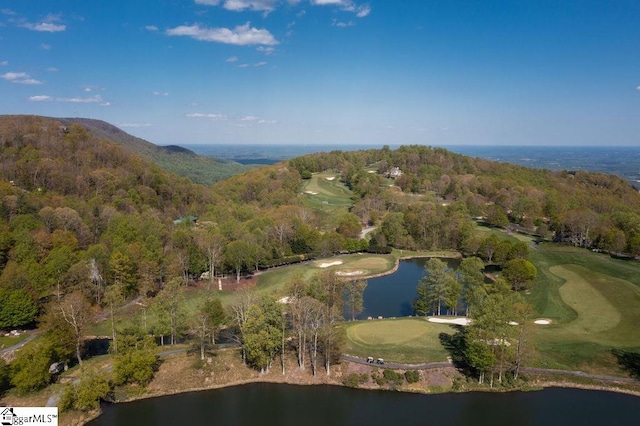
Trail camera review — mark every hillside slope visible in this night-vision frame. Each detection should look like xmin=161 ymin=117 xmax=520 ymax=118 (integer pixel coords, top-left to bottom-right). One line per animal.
xmin=55 ymin=117 xmax=251 ymax=186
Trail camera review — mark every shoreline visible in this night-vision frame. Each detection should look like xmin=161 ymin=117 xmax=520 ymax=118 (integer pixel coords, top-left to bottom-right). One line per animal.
xmin=358 ymin=251 xmax=462 ymax=281
xmin=79 ymin=359 xmax=640 ymax=425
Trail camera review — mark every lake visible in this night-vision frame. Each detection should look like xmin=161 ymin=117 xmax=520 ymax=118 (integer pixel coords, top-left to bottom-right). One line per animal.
xmin=358 ymin=257 xmax=459 ymax=320
xmin=87 ymin=383 xmax=639 ymax=426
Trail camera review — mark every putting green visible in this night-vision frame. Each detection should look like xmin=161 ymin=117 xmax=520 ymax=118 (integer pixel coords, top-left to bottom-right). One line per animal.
xmin=348 ymin=319 xmax=430 ymax=345
xmin=344 ymin=318 xmax=453 ymax=363
xmin=551 ymin=265 xmax=621 ymax=335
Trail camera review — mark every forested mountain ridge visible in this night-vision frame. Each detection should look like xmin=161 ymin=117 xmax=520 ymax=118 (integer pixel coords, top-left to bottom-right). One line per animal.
xmin=2 ymin=114 xmax=640 ymax=335
xmin=4 ymin=115 xmax=251 ymax=186
xmin=3 ymin=115 xmax=640 ymax=403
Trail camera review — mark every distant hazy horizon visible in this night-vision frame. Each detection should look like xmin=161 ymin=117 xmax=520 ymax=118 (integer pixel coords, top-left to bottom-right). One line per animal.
xmin=180 ymin=144 xmax=640 ymax=186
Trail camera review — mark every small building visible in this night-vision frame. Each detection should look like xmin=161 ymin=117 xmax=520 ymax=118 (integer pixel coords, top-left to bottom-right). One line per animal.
xmin=173 ymin=216 xmax=198 ymax=225
xmin=388 ymin=167 xmax=402 ymax=179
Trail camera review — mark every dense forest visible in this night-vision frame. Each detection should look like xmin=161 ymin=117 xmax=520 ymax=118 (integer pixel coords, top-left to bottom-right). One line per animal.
xmin=2 ymin=114 xmax=640 ymax=404
xmin=2 ymin=115 xmax=640 ymax=333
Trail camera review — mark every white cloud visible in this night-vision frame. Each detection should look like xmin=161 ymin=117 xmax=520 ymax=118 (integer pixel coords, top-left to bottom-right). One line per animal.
xmin=355 ymin=4 xmax=370 ymax=17
xmin=119 ymin=123 xmax=152 ymax=128
xmin=196 ymin=0 xmax=277 ymax=13
xmin=166 ymin=22 xmax=278 ymax=46
xmin=237 ymin=63 xmax=250 ymax=68
xmin=57 ymin=95 xmax=106 ymax=104
xmin=332 ymin=19 xmax=355 ymax=27
xmin=27 ymin=22 xmax=66 ymax=32
xmin=636 ymin=85 xmax=640 ymax=91
xmin=1 ymin=9 xmax=17 ymax=15
xmin=152 ymin=91 xmax=169 ymax=96
xmin=224 ymin=0 xmax=277 ymax=13
xmin=312 ymin=0 xmax=371 ymax=17
xmin=187 ymin=112 xmax=228 ymax=120
xmin=226 ymin=56 xmax=239 ymax=62
xmin=20 ymin=13 xmax=67 ymax=32
xmin=257 ymin=46 xmax=275 ymax=55
xmin=47 ymin=67 xmax=58 ymax=72
xmin=1 ymin=72 xmax=42 ymax=84
xmin=240 ymin=115 xmax=277 ymax=124
xmin=28 ymin=94 xmax=110 ymax=106
xmin=0 ymin=61 xmax=7 ymax=66
xmin=145 ymin=25 xmax=159 ymax=31
xmin=254 ymin=61 xmax=268 ymax=67
xmin=29 ymin=95 xmax=52 ymax=102
xmin=194 ymin=0 xmax=369 ymax=18
xmin=41 ymin=43 xmax=52 ymax=50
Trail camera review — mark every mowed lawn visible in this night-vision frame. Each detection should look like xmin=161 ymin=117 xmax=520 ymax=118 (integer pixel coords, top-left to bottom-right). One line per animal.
xmin=530 ymin=259 xmax=640 ymax=373
xmin=344 ymin=318 xmax=454 ymax=364
xmin=300 ymin=173 xmax=353 ymax=229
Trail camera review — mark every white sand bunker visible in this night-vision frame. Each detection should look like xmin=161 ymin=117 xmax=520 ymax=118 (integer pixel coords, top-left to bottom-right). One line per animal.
xmin=335 ymin=270 xmax=364 ymax=276
xmin=534 ymin=319 xmax=552 ymax=325
xmin=428 ymin=317 xmax=472 ymax=326
xmin=304 ymin=191 xmax=319 ymax=195
xmin=318 ymin=261 xmax=343 ymax=268
xmin=325 ymin=176 xmax=336 ymax=181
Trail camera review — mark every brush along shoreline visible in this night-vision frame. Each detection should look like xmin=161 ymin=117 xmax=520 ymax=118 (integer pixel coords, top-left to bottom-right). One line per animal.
xmin=76 ymin=350 xmax=640 ymax=426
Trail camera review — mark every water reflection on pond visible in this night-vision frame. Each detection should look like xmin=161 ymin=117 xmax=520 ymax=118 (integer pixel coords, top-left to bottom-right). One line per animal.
xmin=88 ymin=383 xmax=639 ymax=426
xmin=358 ymin=258 xmax=459 ymax=319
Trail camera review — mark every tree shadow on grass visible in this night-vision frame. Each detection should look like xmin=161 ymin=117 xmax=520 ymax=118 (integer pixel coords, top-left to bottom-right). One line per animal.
xmin=611 ymin=349 xmax=640 ymax=379
xmin=439 ymin=325 xmax=473 ymax=376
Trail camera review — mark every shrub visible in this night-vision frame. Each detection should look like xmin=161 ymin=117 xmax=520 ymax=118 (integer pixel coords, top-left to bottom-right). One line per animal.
xmin=404 ymin=370 xmax=420 ymax=383
xmin=343 ymin=373 xmax=368 ymax=388
xmin=10 ymin=342 xmax=54 ymax=394
xmin=114 ymin=335 xmax=159 ymax=387
xmin=382 ymin=369 xmax=404 ymax=383
xmin=367 ymin=245 xmax=393 ymax=254
xmin=59 ymin=370 xmax=113 ymax=412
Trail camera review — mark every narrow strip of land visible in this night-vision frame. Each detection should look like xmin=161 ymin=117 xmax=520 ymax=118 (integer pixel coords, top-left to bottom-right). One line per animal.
xmin=340 ymin=354 xmax=639 ymax=384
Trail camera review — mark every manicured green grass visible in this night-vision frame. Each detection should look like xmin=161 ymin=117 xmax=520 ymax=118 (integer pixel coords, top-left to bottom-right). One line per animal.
xmin=525 ymin=242 xmax=640 ymax=374
xmin=344 ymin=318 xmax=454 ymax=364
xmin=88 ymin=222 xmax=640 ymax=378
xmin=301 ymin=173 xmax=352 ymax=205
xmin=0 ymin=333 xmax=30 ymax=349
xmin=300 ymin=173 xmax=353 ymax=228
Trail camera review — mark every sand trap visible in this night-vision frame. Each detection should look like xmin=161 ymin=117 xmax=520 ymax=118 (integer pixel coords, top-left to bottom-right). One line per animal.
xmin=325 ymin=176 xmax=336 ymax=181
xmin=304 ymin=191 xmax=318 ymax=195
xmin=428 ymin=317 xmax=472 ymax=326
xmin=335 ymin=270 xmax=364 ymax=276
xmin=319 ymin=261 xmax=343 ymax=268
xmin=534 ymin=319 xmax=551 ymax=325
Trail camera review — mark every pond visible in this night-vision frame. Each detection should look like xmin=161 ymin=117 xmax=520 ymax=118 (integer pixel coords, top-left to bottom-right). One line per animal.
xmin=87 ymin=383 xmax=639 ymax=426
xmin=357 ymin=257 xmax=459 ymax=319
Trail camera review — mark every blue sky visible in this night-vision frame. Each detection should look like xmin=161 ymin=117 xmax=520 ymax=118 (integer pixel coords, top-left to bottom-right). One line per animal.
xmin=1 ymin=0 xmax=639 ymax=146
